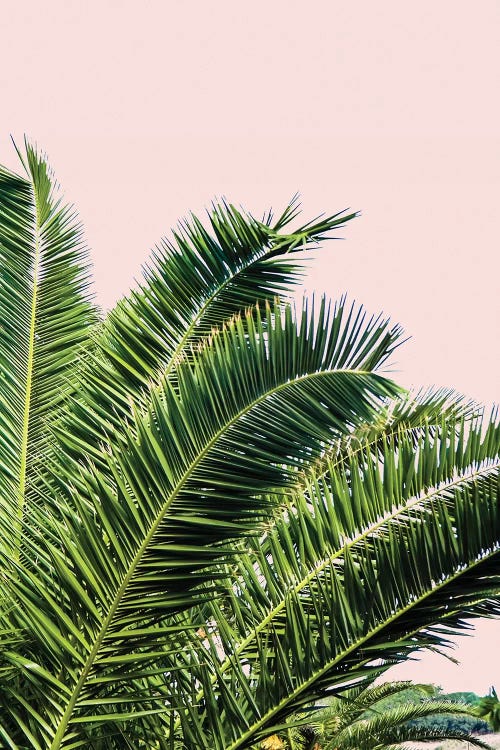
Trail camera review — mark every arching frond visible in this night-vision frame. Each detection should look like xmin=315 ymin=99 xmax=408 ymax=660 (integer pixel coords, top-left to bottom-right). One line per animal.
xmin=104 ymin=199 xmax=355 ymax=390
xmin=63 ymin=201 xmax=357 ymax=469
xmin=0 ymin=140 xmax=97 ymax=553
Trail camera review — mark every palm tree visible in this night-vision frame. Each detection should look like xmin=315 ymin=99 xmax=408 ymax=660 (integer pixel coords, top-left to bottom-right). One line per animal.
xmin=477 ymin=688 xmax=500 ymax=732
xmin=0 ymin=140 xmax=498 ymax=749
xmin=287 ymin=681 xmax=493 ymax=750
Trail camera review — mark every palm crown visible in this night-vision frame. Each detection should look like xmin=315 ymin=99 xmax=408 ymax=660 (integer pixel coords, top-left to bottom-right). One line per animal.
xmin=288 ymin=680 xmax=492 ymax=750
xmin=0 ymin=141 xmax=498 ymax=749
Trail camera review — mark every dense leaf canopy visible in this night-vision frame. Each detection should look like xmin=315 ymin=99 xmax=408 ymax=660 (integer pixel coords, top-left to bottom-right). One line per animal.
xmin=0 ymin=141 xmax=498 ymax=749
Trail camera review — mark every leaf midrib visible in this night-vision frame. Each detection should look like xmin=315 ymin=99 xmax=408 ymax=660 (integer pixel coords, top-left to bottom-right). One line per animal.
xmin=17 ymin=186 xmax=41 ymax=533
xmin=49 ymin=366 xmax=377 ymax=747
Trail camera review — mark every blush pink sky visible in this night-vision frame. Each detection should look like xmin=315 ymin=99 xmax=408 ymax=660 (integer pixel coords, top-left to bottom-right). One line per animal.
xmin=1 ymin=0 xmax=498 ymax=693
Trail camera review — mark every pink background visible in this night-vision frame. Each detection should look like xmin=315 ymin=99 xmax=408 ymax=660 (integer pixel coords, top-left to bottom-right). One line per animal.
xmin=1 ymin=1 xmax=498 ymax=692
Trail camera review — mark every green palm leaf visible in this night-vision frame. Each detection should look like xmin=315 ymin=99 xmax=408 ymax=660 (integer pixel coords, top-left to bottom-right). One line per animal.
xmin=63 ymin=200 xmax=356 ymax=468
xmin=104 ymin=198 xmax=354 ymax=389
xmin=477 ymin=687 xmax=500 ymax=731
xmin=0 ymin=140 xmax=96 ymax=552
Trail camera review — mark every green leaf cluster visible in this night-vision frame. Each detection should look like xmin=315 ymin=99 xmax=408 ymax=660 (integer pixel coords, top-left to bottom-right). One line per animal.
xmin=367 ymin=687 xmax=490 ymax=736
xmin=477 ymin=687 xmax=500 ymax=731
xmin=285 ymin=680 xmax=493 ymax=750
xmin=0 ymin=141 xmax=498 ymax=749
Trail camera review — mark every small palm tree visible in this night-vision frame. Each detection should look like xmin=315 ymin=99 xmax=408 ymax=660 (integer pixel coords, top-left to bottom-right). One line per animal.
xmin=477 ymin=688 xmax=500 ymax=732
xmin=287 ymin=681 xmax=493 ymax=750
xmin=0 ymin=140 xmax=499 ymax=749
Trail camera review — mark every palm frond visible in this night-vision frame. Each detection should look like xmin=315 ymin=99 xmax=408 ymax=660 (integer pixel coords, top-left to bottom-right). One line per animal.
xmin=58 ymin=202 xmax=356 ymax=471
xmin=104 ymin=199 xmax=356 ymax=390
xmin=0 ymin=139 xmax=97 ymax=552
xmin=340 ymin=680 xmax=434 ymax=711
xmin=326 ymin=726 xmax=492 ymax=750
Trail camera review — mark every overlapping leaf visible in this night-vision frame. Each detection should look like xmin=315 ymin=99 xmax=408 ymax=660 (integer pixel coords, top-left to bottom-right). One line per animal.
xmin=172 ymin=404 xmax=500 ymax=749
xmin=0 ymin=299 xmax=401 ymax=748
xmin=0 ymin=142 xmax=498 ymax=750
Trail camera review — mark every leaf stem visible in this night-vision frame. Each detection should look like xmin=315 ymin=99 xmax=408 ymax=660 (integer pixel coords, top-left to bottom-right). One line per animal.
xmin=16 ymin=184 xmax=41 ymax=548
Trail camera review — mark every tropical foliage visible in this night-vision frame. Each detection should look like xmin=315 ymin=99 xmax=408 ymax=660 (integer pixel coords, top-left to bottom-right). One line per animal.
xmin=0 ymin=141 xmax=499 ymax=749
xmin=363 ymin=688 xmax=490 ymax=736
xmin=477 ymin=688 xmax=500 ymax=732
xmin=282 ymin=680 xmax=492 ymax=750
